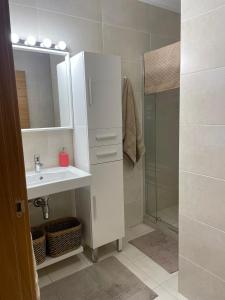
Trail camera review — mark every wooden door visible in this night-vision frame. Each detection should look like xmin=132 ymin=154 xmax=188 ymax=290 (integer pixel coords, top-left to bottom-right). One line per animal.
xmin=0 ymin=1 xmax=37 ymax=299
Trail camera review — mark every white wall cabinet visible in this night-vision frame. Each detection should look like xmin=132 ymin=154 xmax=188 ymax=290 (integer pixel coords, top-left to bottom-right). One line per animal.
xmin=71 ymin=52 xmax=125 ymax=261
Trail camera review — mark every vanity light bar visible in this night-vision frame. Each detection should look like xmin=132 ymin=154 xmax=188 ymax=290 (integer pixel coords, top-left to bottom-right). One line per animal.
xmin=11 ymin=33 xmax=68 ymax=52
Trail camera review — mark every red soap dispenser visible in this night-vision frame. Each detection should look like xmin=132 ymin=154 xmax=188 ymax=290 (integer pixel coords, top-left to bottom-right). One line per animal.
xmin=59 ymin=147 xmax=69 ymax=167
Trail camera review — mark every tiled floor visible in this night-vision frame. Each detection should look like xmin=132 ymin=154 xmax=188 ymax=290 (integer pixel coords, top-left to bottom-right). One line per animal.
xmin=157 ymin=205 xmax=178 ymax=228
xmin=38 ymin=223 xmax=187 ymax=300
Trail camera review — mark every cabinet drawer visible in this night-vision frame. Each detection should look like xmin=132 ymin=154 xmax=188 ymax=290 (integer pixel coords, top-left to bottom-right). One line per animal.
xmin=90 ymin=144 xmax=123 ymax=165
xmin=89 ymin=128 xmax=122 ymax=147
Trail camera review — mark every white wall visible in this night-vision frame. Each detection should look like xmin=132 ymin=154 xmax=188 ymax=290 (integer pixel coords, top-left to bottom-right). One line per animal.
xmin=9 ymin=0 xmax=180 ymax=228
xmin=179 ymin=1 xmax=225 ymax=299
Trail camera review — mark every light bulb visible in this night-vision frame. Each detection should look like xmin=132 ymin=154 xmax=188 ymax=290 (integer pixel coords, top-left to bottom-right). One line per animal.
xmin=41 ymin=38 xmax=52 ymax=48
xmin=11 ymin=33 xmax=20 ymax=44
xmin=56 ymin=41 xmax=67 ymax=51
xmin=25 ymin=36 xmax=37 ymax=46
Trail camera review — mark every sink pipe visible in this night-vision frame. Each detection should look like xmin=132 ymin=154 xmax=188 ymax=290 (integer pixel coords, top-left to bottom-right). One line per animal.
xmin=33 ymin=196 xmax=50 ymax=220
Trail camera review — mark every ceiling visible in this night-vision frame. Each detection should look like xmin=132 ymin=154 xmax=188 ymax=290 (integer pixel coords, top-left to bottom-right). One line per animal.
xmin=139 ymin=0 xmax=180 ymax=13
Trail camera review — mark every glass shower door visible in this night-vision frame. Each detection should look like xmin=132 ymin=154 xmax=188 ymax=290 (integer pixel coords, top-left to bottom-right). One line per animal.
xmin=144 ymin=89 xmax=179 ymax=229
xmin=144 ymin=94 xmax=158 ymax=221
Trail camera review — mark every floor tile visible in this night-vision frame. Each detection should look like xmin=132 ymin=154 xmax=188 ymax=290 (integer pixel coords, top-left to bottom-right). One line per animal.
xmin=47 ymin=253 xmax=92 ymax=282
xmin=160 ymin=273 xmax=189 ymax=300
xmin=177 ymin=293 xmax=188 ymax=300
xmin=126 ymin=223 xmax=155 ymax=242
xmin=133 ymin=255 xmax=173 ymax=285
xmin=158 ymin=205 xmax=178 ymax=227
xmin=116 ymin=252 xmax=159 ymax=290
xmin=122 ymin=242 xmax=146 ymax=259
xmin=160 ymin=273 xmax=178 ymax=297
xmin=154 ymin=285 xmax=177 ymax=300
xmin=38 ymin=269 xmax=52 ymax=288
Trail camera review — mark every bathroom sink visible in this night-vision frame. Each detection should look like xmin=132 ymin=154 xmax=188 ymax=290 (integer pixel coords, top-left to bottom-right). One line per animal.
xmin=26 ymin=166 xmax=91 ymax=200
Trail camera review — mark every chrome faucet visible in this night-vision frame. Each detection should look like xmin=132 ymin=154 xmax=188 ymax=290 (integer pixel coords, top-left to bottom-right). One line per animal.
xmin=34 ymin=154 xmax=43 ymax=173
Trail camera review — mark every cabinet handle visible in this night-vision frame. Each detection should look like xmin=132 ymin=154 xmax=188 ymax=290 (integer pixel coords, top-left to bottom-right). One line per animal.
xmin=96 ymin=133 xmax=117 ymax=141
xmin=93 ymin=196 xmax=97 ymax=220
xmin=88 ymin=78 xmax=93 ymax=106
xmin=96 ymin=151 xmax=117 ymax=157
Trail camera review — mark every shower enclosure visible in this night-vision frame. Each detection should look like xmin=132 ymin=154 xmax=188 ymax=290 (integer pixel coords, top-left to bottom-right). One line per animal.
xmin=144 ymin=42 xmax=180 ymax=230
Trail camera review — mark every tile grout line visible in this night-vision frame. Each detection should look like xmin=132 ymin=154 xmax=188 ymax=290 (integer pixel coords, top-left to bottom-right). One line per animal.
xmin=180 ymin=213 xmax=225 ymax=236
xmin=10 ymin=1 xmax=179 ymax=40
xmin=180 ymin=255 xmax=225 ymax=284
xmin=181 ymin=63 xmax=225 ymax=78
xmin=180 ymin=123 xmax=225 ymax=126
xmin=180 ymin=169 xmax=225 ymax=184
xmin=10 ymin=2 xmax=156 ymax=36
xmin=181 ymin=3 xmax=225 ymax=24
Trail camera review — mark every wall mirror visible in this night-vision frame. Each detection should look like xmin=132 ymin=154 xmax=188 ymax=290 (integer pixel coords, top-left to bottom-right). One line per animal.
xmin=12 ymin=45 xmax=72 ymax=131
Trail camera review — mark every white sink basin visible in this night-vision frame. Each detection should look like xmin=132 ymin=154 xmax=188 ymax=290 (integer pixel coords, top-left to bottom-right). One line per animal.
xmin=26 ymin=166 xmax=91 ymax=200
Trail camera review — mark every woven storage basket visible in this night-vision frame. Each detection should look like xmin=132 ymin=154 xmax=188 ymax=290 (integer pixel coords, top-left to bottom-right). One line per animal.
xmin=31 ymin=227 xmax=46 ymax=265
xmin=45 ymin=217 xmax=82 ymax=258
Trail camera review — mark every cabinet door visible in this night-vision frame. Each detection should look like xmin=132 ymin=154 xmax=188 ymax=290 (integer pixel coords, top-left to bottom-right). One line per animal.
xmin=91 ymin=161 xmax=125 ymax=249
xmin=84 ymin=52 xmax=122 ymax=129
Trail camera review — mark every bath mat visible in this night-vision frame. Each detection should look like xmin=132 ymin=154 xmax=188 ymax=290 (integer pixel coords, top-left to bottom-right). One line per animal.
xmin=130 ymin=230 xmax=178 ymax=273
xmin=41 ymin=256 xmax=158 ymax=300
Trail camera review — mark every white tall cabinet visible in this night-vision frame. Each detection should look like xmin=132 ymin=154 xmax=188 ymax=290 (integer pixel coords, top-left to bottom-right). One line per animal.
xmin=71 ymin=52 xmax=125 ymax=261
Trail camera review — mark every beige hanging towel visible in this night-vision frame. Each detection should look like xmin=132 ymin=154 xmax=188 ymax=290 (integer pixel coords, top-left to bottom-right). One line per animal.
xmin=122 ymin=78 xmax=145 ymax=165
xmin=144 ymin=41 xmax=180 ymax=94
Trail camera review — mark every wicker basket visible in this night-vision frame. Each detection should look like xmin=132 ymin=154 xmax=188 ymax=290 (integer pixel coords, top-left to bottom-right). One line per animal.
xmin=45 ymin=217 xmax=82 ymax=258
xmin=31 ymin=227 xmax=46 ymax=265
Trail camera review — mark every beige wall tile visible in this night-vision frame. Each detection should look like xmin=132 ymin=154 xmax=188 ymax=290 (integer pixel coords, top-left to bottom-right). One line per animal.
xmin=179 ymin=256 xmax=225 ymax=300
xmin=148 ymin=5 xmax=180 ymax=38
xmin=9 ymin=0 xmax=36 ymax=7
xmin=36 ymin=0 xmax=101 ymax=22
xmin=180 ymin=125 xmax=225 ymax=179
xmin=101 ymin=0 xmax=149 ymax=33
xmin=180 ymin=0 xmax=225 ymax=297
xmin=180 ymin=215 xmax=225 ymax=280
xmin=125 ymin=196 xmax=144 ymax=227
xmin=157 ymin=167 xmax=178 ymax=188
xmin=180 ymin=68 xmax=225 ymax=125
xmin=182 ymin=0 xmax=225 ymax=21
xmin=150 ymin=33 xmax=179 ymax=50
xmin=156 ymin=89 xmax=180 ymax=124
xmin=9 ymin=3 xmax=39 ymax=38
xmin=145 ymin=181 xmax=156 ymax=216
xmin=22 ymin=130 xmax=74 ymax=171
xmin=156 ymin=184 xmax=178 ymax=210
xmin=124 ymin=158 xmax=144 ymax=204
xmin=121 ymin=60 xmax=144 ymax=95
xmin=103 ymin=24 xmax=149 ymax=61
xmin=180 ymin=171 xmax=225 ymax=232
xmin=181 ymin=6 xmax=225 ymax=74
xmin=29 ymin=191 xmax=75 ymax=226
xmin=37 ymin=10 xmax=103 ymax=54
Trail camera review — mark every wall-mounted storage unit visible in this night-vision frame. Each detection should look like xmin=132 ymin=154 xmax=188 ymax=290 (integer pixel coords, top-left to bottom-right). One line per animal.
xmin=71 ymin=52 xmax=125 ymax=261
